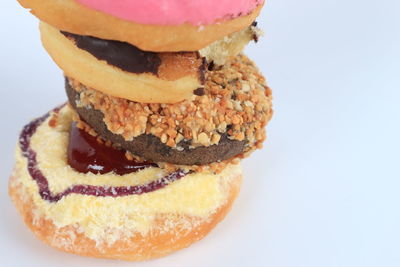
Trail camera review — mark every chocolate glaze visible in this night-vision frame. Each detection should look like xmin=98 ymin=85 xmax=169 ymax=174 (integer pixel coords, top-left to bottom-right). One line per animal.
xmin=19 ymin=106 xmax=188 ymax=203
xmin=193 ymin=88 xmax=206 ymax=96
xmin=251 ymin=21 xmax=259 ymax=43
xmin=61 ymin=31 xmax=161 ymax=75
xmin=199 ymin=56 xmax=207 ymax=84
xmin=67 ymin=123 xmax=157 ymax=175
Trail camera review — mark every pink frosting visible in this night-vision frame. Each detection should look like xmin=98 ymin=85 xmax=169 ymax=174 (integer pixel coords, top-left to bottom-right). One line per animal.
xmin=75 ymin=0 xmax=263 ymax=25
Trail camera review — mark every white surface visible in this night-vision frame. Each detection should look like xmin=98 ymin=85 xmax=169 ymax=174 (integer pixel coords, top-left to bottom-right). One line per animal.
xmin=1 ymin=1 xmax=400 ymax=266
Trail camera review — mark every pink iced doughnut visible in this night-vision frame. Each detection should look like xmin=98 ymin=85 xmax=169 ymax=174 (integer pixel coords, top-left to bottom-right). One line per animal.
xmin=76 ymin=0 xmax=264 ymax=25
xmin=18 ymin=0 xmax=264 ymax=51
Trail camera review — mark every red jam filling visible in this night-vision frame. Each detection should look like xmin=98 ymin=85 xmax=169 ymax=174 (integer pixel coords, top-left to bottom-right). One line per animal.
xmin=19 ymin=106 xmax=188 ymax=203
xmin=67 ymin=123 xmax=157 ymax=175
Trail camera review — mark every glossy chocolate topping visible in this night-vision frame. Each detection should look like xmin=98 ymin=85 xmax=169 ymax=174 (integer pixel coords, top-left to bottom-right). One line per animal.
xmin=61 ymin=31 xmax=161 ymax=74
xmin=67 ymin=123 xmax=157 ymax=175
xmin=19 ymin=107 xmax=188 ymax=203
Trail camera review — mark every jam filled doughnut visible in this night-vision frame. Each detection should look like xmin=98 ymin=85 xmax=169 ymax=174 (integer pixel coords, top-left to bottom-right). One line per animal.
xmin=18 ymin=0 xmax=263 ymax=52
xmin=9 ymin=106 xmax=243 ymax=260
xmin=65 ymin=54 xmax=273 ymax=165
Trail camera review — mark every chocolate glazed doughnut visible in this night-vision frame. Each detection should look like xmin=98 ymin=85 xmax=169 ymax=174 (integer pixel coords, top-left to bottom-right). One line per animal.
xmin=60 ymin=31 xmax=206 ymax=82
xmin=66 ymin=81 xmax=246 ymax=166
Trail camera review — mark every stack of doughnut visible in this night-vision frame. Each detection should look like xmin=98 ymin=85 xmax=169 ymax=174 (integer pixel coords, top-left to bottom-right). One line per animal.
xmin=10 ymin=0 xmax=273 ymax=261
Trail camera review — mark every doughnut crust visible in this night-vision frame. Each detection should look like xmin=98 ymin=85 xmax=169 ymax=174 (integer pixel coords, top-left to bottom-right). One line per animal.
xmin=40 ymin=22 xmax=203 ymax=104
xmin=18 ymin=0 xmax=262 ymax=52
xmin=8 ymin=105 xmax=243 ymax=261
xmin=9 ymin=172 xmax=241 ymax=261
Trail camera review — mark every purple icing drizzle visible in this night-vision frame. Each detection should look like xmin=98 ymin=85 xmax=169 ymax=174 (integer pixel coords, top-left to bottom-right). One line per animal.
xmin=19 ymin=106 xmax=188 ymax=203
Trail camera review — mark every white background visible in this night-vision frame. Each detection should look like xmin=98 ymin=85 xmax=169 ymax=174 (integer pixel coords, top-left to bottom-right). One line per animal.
xmin=1 ymin=1 xmax=400 ymax=266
